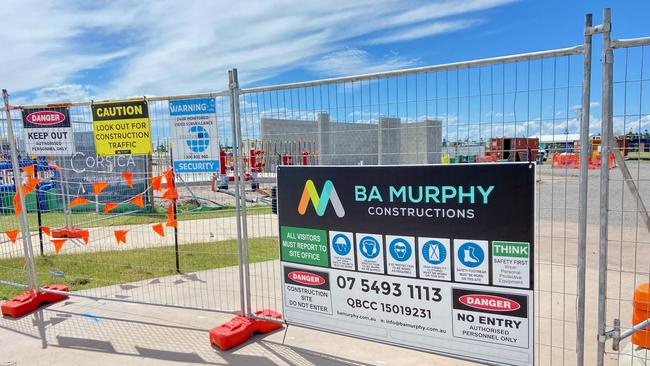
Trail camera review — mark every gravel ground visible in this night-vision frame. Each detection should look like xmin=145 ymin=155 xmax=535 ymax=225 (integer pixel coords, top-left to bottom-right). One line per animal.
xmin=536 ymin=160 xmax=650 ymax=227
xmin=171 ymin=161 xmax=650 ymax=228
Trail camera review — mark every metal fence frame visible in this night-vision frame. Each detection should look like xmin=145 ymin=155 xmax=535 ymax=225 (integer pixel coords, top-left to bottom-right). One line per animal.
xmin=233 ymin=39 xmax=591 ymax=366
xmin=596 ymin=8 xmax=650 ymax=366
xmin=1 ymin=7 xmax=649 ymax=365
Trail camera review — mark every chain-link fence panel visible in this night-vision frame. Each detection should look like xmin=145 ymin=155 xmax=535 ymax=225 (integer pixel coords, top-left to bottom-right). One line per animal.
xmin=599 ymin=32 xmax=650 ymax=365
xmin=234 ymin=43 xmax=591 ymax=364
xmin=0 ymin=92 xmax=258 ymax=314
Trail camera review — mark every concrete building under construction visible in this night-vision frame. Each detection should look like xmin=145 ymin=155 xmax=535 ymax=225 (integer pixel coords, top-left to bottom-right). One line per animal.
xmin=259 ymin=113 xmax=442 ymax=167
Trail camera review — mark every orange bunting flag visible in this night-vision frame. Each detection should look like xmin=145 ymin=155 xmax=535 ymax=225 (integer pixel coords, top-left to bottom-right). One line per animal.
xmin=5 ymin=229 xmax=20 ymax=243
xmin=13 ymin=193 xmax=22 ymax=217
xmin=164 ymin=168 xmax=174 ymax=188
xmin=166 ymin=205 xmax=177 ymax=228
xmin=152 ymin=223 xmax=165 ymax=237
xmin=122 ymin=171 xmax=133 ymax=189
xmin=69 ymin=196 xmax=90 ymax=208
xmin=114 ymin=230 xmax=128 ymax=244
xmin=93 ymin=181 xmax=110 ymax=196
xmin=162 ymin=187 xmax=178 ymax=201
xmin=130 ymin=194 xmax=144 ymax=208
xmin=27 ymin=177 xmax=41 ymax=190
xmin=40 ymin=226 xmax=51 ymax=236
xmin=104 ymin=202 xmax=119 ymax=213
xmin=22 ymin=184 xmax=35 ymax=196
xmin=51 ymin=239 xmax=67 ymax=254
xmin=22 ymin=165 xmax=35 ymax=177
xmin=151 ymin=175 xmax=163 ymax=192
xmin=79 ymin=229 xmax=89 ymax=245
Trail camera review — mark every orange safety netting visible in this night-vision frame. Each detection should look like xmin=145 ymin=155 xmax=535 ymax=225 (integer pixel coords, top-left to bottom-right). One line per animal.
xmin=552 ymin=152 xmax=616 ymax=170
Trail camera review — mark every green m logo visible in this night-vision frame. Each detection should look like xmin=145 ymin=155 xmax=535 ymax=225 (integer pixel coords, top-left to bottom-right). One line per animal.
xmin=297 ymin=179 xmax=345 ymax=218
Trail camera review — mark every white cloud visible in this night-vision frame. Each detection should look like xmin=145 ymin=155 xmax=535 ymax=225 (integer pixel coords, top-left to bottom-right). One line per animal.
xmin=308 ymin=48 xmax=418 ymax=76
xmin=0 ymin=0 xmax=514 ymax=103
xmin=32 ymin=84 xmax=94 ymax=103
xmin=369 ymin=19 xmax=481 ymax=45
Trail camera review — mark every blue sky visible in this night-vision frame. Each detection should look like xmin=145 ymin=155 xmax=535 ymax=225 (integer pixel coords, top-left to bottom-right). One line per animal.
xmin=2 ymin=0 xmax=647 ymax=102
xmin=2 ymin=0 xmax=649 ymax=138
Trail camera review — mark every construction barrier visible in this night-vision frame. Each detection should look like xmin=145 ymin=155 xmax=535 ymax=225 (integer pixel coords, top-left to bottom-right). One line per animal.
xmin=551 ymin=151 xmax=616 ymax=169
xmin=0 ymin=8 xmax=649 ymax=363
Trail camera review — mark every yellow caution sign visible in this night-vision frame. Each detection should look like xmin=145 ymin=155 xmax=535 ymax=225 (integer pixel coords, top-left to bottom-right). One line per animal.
xmin=92 ymin=100 xmax=152 ymax=156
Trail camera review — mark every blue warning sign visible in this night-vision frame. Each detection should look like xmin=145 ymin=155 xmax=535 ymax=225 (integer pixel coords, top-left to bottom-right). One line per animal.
xmin=388 ymin=237 xmax=412 ymax=262
xmin=332 ymin=233 xmax=352 ymax=256
xmin=457 ymin=242 xmax=484 ymax=268
xmin=421 ymin=240 xmax=447 ymax=265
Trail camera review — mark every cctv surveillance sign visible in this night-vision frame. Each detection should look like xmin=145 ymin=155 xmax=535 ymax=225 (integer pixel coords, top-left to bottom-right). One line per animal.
xmin=169 ymin=98 xmax=220 ymax=173
xmin=277 ymin=163 xmax=535 ymax=366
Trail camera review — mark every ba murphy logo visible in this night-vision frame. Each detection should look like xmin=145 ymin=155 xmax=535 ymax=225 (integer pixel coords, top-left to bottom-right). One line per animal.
xmin=297 ymin=179 xmax=345 ymax=218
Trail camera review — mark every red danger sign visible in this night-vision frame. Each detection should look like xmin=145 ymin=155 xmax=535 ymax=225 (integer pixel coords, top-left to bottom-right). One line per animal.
xmin=25 ymin=111 xmax=66 ymax=125
xmin=458 ymin=294 xmax=521 ymax=312
xmin=288 ymin=271 xmax=326 ymax=286
xmin=21 ymin=107 xmax=74 ymax=156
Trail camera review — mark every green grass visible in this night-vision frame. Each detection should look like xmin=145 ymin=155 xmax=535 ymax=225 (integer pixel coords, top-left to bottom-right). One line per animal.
xmin=626 ymin=151 xmax=650 ymax=160
xmin=0 ymin=237 xmax=279 ymax=300
xmin=0 ymin=205 xmax=271 ymax=231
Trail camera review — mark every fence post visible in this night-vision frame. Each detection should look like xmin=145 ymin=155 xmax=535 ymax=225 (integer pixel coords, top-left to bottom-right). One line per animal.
xmin=229 ymin=69 xmax=252 ymax=317
xmin=34 ymin=158 xmax=44 ymax=256
xmin=2 ymin=89 xmax=39 ymax=291
xmin=169 ymin=146 xmax=180 ymax=273
xmin=597 ymin=7 xmax=613 ymax=366
xmin=229 ymin=70 xmax=248 ymax=316
xmin=576 ymin=13 xmax=594 ymax=366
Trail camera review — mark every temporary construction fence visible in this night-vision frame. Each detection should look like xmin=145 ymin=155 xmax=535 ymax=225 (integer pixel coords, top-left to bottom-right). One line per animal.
xmin=234 ymin=41 xmax=590 ymax=365
xmin=0 ymin=7 xmax=647 ymax=366
xmin=598 ymin=11 xmax=650 ymax=365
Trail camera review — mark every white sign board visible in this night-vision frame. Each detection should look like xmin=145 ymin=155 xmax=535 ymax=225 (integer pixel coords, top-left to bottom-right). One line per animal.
xmin=22 ymin=107 xmax=75 ymax=156
xmin=169 ymin=98 xmax=220 ymax=173
xmin=277 ymin=164 xmax=536 ymax=365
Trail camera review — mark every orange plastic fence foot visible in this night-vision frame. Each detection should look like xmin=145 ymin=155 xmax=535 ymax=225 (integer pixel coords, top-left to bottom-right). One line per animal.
xmin=1 ymin=284 xmax=69 ymax=318
xmin=209 ymin=310 xmax=283 ymax=350
xmin=632 ymin=283 xmax=649 ymax=349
